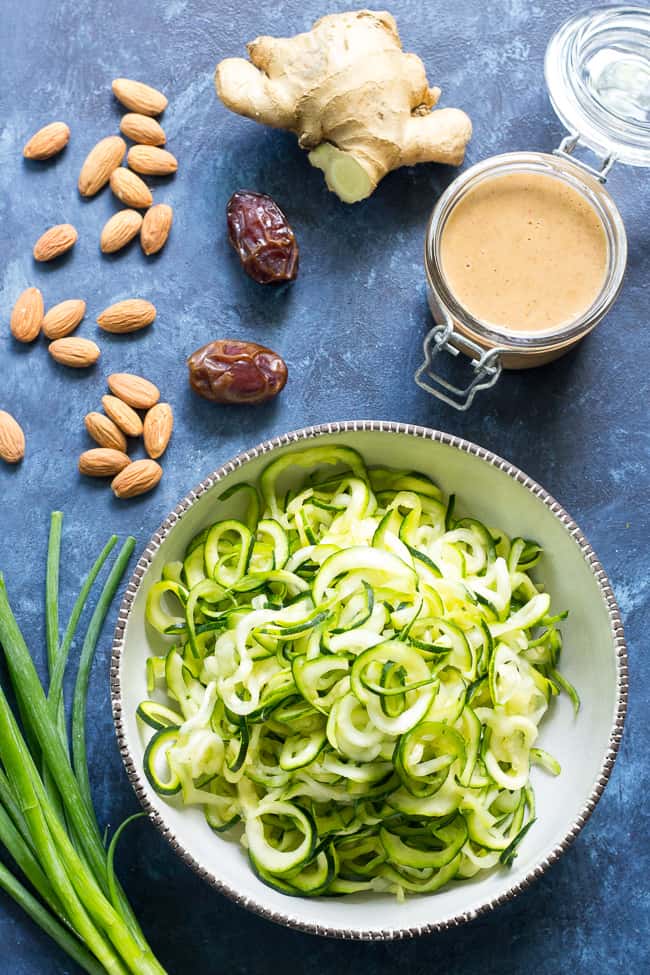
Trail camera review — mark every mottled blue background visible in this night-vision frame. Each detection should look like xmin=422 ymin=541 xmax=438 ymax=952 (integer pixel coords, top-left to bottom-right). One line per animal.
xmin=1 ymin=0 xmax=648 ymax=971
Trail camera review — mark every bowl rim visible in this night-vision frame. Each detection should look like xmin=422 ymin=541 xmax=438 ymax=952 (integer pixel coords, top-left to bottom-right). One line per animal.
xmin=110 ymin=420 xmax=628 ymax=940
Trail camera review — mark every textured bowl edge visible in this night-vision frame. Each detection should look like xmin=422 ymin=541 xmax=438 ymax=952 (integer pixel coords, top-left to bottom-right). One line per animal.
xmin=110 ymin=420 xmax=628 ymax=940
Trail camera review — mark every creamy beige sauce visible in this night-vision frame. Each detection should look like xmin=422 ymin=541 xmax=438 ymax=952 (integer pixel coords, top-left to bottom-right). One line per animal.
xmin=440 ymin=172 xmax=608 ymax=333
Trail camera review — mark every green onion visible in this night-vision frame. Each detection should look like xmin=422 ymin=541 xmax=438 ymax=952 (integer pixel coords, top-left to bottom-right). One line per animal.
xmin=0 ymin=863 xmax=106 ymax=975
xmin=48 ymin=534 xmax=119 ymax=733
xmin=43 ymin=512 xmax=66 ymax=828
xmin=106 ymin=814 xmax=146 ymax=915
xmin=0 ymin=516 xmax=168 ymax=974
xmin=0 ymin=799 xmax=61 ymax=918
xmin=46 ymin=511 xmax=63 ymax=674
xmin=72 ymin=537 xmax=136 ymax=821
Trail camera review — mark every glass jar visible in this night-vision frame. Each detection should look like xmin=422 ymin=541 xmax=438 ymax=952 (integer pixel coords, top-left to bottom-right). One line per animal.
xmin=416 ymin=4 xmax=650 ymax=409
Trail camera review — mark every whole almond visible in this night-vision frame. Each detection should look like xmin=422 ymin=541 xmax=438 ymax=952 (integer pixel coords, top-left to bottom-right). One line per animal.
xmin=10 ymin=287 xmax=44 ymax=342
xmin=23 ymin=122 xmax=70 ymax=160
xmin=120 ymin=113 xmax=166 ymax=146
xmin=84 ymin=412 xmax=128 ymax=452
xmin=141 ymin=204 xmax=173 ymax=255
xmin=144 ymin=403 xmax=173 ymax=459
xmin=102 ymin=395 xmax=143 ymax=437
xmin=97 ymin=299 xmax=156 ymax=334
xmin=100 ymin=210 xmax=143 ymax=254
xmin=33 ymin=224 xmax=78 ymax=262
xmin=112 ymin=79 xmax=168 ymax=116
xmin=112 ymin=459 xmax=162 ymax=499
xmin=42 ymin=299 xmax=86 ymax=339
xmin=78 ymin=136 xmax=126 ymax=196
xmin=110 ymin=168 xmax=152 ymax=208
xmin=49 ymin=337 xmax=100 ymax=368
xmin=107 ymin=372 xmax=160 ymax=409
xmin=0 ymin=411 xmax=25 ymax=464
xmin=127 ymin=145 xmax=177 ymax=176
xmin=79 ymin=448 xmax=131 ymax=477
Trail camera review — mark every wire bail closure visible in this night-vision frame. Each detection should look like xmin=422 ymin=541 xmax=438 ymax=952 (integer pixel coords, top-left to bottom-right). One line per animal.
xmin=415 ymin=321 xmax=505 ymax=411
xmin=553 ymin=132 xmax=617 ymax=183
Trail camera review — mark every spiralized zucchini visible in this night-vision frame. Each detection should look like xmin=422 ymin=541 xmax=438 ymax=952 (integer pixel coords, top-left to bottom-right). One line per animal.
xmin=138 ymin=445 xmax=577 ymax=898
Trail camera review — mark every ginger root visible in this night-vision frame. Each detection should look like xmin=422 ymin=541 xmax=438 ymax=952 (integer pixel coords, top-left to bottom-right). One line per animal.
xmin=215 ymin=9 xmax=472 ymax=203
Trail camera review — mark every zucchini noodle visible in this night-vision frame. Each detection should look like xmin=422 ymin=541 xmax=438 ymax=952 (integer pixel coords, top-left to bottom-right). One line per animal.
xmin=138 ymin=446 xmax=577 ymax=897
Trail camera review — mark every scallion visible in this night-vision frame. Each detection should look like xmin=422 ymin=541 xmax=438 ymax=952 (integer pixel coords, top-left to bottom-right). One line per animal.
xmin=0 ymin=515 xmax=167 ymax=974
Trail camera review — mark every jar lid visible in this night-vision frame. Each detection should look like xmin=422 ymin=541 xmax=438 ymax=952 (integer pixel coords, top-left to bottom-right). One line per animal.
xmin=545 ymin=4 xmax=650 ymax=168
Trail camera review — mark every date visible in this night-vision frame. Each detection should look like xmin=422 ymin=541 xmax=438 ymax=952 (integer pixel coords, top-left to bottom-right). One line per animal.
xmin=226 ymin=190 xmax=299 ymax=284
xmin=187 ymin=340 xmax=288 ymax=405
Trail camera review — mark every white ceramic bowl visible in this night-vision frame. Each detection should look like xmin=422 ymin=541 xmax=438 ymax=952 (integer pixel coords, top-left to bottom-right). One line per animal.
xmin=111 ymin=422 xmax=627 ymax=939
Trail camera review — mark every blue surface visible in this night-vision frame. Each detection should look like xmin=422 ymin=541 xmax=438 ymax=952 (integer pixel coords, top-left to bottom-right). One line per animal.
xmin=1 ymin=0 xmax=648 ymax=971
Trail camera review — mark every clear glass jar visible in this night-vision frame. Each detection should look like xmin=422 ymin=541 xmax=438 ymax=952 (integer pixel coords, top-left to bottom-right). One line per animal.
xmin=416 ymin=4 xmax=649 ymax=409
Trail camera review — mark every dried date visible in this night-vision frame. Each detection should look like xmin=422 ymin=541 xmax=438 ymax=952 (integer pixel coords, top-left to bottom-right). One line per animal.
xmin=226 ymin=190 xmax=299 ymax=284
xmin=187 ymin=340 xmax=288 ymax=405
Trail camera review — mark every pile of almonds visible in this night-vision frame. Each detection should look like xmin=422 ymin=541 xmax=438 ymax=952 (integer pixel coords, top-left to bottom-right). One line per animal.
xmin=10 ymin=287 xmax=157 ymax=367
xmin=80 ymin=373 xmax=173 ymax=499
xmin=26 ymin=78 xmax=176 ymax=260
xmin=82 ymin=79 xmax=176 ymax=255
xmin=10 ymin=286 xmax=99 ymax=368
xmin=2 ymin=77 xmax=175 ymax=493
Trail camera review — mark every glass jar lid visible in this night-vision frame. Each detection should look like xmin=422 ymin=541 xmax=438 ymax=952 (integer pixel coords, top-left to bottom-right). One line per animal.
xmin=545 ymin=4 xmax=650 ymax=167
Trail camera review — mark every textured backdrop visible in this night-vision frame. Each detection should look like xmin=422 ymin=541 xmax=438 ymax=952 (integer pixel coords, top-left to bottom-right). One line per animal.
xmin=1 ymin=0 xmax=648 ymax=972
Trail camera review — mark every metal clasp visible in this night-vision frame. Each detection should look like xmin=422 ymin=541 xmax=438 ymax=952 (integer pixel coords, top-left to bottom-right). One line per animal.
xmin=554 ymin=132 xmax=617 ymax=182
xmin=414 ymin=322 xmax=505 ymax=411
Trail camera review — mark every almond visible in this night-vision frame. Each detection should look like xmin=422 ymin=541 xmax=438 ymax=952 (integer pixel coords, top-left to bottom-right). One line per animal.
xmin=143 ymin=403 xmax=173 ymax=459
xmin=112 ymin=79 xmax=168 ymax=116
xmin=102 ymin=395 xmax=143 ymax=437
xmin=10 ymin=287 xmax=44 ymax=342
xmin=33 ymin=224 xmax=78 ymax=262
xmin=109 ymin=168 xmax=152 ymax=208
xmin=107 ymin=372 xmax=160 ymax=409
xmin=127 ymin=145 xmax=177 ymax=176
xmin=112 ymin=458 xmax=162 ymax=499
xmin=0 ymin=411 xmax=25 ymax=464
xmin=120 ymin=113 xmax=166 ymax=146
xmin=79 ymin=448 xmax=131 ymax=477
xmin=141 ymin=204 xmax=173 ymax=255
xmin=78 ymin=136 xmax=126 ymax=196
xmin=23 ymin=121 xmax=70 ymax=160
xmin=42 ymin=299 xmax=86 ymax=339
xmin=49 ymin=337 xmax=100 ymax=368
xmin=84 ymin=412 xmax=128 ymax=452
xmin=97 ymin=299 xmax=156 ymax=334
xmin=100 ymin=209 xmax=143 ymax=254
